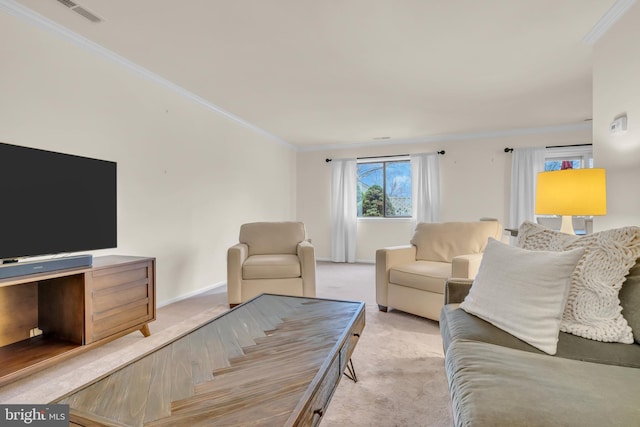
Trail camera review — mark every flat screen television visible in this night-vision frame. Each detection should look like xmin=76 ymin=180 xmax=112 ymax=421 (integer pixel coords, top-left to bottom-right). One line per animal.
xmin=0 ymin=142 xmax=117 ymax=262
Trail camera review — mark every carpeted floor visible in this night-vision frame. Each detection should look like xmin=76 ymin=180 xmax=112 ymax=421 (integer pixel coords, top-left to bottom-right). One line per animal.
xmin=314 ymin=262 xmax=453 ymax=427
xmin=0 ymin=261 xmax=453 ymax=426
xmin=322 ymin=304 xmax=453 ymax=427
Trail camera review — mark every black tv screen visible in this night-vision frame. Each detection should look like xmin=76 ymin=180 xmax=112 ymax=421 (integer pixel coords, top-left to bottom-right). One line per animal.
xmin=0 ymin=142 xmax=117 ymax=261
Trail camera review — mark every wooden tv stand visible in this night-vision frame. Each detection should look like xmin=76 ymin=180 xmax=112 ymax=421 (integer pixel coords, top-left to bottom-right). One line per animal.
xmin=0 ymin=255 xmax=155 ymax=387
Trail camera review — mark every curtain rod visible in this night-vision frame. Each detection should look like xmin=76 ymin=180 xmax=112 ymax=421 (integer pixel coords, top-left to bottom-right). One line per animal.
xmin=325 ymin=150 xmax=445 ymax=162
xmin=503 ymin=143 xmax=592 ymax=153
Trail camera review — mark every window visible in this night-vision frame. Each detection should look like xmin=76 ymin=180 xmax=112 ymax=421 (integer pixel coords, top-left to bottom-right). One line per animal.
xmin=357 ymin=159 xmax=411 ymax=218
xmin=544 ymin=146 xmax=593 ymax=171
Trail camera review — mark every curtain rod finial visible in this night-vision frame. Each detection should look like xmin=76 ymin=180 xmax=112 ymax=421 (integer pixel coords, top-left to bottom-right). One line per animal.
xmin=325 ymin=158 xmax=332 ymax=163
xmin=504 ymin=147 xmax=514 ymax=153
xmin=437 ymin=150 xmax=445 ymax=155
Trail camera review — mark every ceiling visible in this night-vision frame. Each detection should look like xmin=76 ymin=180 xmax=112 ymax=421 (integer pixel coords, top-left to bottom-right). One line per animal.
xmin=12 ymin=0 xmax=626 ymax=149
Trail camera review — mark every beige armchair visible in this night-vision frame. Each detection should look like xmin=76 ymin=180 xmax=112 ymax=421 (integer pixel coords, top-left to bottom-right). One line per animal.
xmin=376 ymin=221 xmax=502 ymax=321
xmin=227 ymin=221 xmax=316 ymax=307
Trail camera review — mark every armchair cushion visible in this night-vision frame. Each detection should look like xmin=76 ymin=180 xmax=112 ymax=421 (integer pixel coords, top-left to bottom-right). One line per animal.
xmin=389 ymin=261 xmax=451 ymax=293
xmin=410 ymin=221 xmax=502 ymax=262
xmin=239 ymin=221 xmax=306 ymax=256
xmin=242 ymin=254 xmax=301 ymax=279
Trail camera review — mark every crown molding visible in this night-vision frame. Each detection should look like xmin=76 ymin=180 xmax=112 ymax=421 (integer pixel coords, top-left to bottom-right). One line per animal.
xmin=300 ymin=122 xmax=593 ymax=152
xmin=583 ymin=0 xmax=636 ymax=44
xmin=0 ymin=0 xmax=294 ymax=150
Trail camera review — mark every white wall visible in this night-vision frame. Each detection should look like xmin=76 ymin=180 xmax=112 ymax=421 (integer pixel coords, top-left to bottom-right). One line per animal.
xmin=0 ymin=12 xmax=297 ymax=305
xmin=297 ymin=128 xmax=591 ymax=262
xmin=6 ymin=2 xmax=635 ymax=295
xmin=592 ymin=3 xmax=640 ymax=230
xmin=298 ymin=1 xmax=640 ymax=262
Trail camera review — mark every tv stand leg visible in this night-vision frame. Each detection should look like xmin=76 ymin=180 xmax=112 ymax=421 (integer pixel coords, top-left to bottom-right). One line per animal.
xmin=140 ymin=324 xmax=151 ymax=337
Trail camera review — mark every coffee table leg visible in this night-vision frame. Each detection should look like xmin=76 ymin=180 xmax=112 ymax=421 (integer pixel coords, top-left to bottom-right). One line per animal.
xmin=343 ymin=358 xmax=358 ymax=383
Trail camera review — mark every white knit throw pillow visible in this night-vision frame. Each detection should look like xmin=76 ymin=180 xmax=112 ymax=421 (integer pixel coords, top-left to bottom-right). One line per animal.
xmin=518 ymin=221 xmax=640 ymax=343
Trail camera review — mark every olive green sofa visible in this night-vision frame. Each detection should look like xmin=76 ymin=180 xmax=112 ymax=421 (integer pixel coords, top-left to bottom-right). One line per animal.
xmin=440 ymin=260 xmax=640 ymax=427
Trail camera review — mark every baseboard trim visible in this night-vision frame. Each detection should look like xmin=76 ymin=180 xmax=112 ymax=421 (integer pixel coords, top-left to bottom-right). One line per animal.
xmin=317 ymin=257 xmax=375 ymax=264
xmin=157 ymin=281 xmax=226 ymax=308
xmin=157 ymin=259 xmax=376 ymax=308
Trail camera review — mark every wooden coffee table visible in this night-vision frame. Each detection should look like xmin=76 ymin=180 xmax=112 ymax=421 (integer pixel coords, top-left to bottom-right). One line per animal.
xmin=56 ymin=294 xmax=365 ymax=426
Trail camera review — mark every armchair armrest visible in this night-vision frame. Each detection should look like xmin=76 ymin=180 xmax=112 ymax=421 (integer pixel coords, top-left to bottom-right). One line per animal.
xmin=376 ymin=245 xmax=417 ymax=307
xmin=297 ymin=240 xmax=316 ymax=297
xmin=444 ymin=278 xmax=474 ymax=305
xmin=451 ymin=253 xmax=484 ymax=279
xmin=227 ymin=243 xmax=248 ymax=305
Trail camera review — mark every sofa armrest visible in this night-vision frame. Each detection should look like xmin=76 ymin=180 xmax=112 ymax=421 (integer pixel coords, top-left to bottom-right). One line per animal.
xmin=297 ymin=240 xmax=316 ymax=297
xmin=227 ymin=243 xmax=248 ymax=305
xmin=444 ymin=278 xmax=474 ymax=304
xmin=451 ymin=253 xmax=484 ymax=279
xmin=376 ymin=245 xmax=417 ymax=307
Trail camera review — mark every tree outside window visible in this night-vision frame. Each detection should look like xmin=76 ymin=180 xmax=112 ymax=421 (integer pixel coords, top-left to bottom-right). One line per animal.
xmin=357 ymin=160 xmax=411 ymax=218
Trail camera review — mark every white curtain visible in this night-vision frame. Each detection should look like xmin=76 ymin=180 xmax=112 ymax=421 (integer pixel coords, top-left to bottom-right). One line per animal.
xmin=509 ymin=147 xmax=546 ymax=239
xmin=411 ymin=153 xmax=441 ymax=223
xmin=330 ymin=159 xmax=357 ymax=263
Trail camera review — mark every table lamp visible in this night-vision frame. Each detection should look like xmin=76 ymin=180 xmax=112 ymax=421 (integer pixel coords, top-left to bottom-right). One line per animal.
xmin=535 ymin=168 xmax=607 ymax=234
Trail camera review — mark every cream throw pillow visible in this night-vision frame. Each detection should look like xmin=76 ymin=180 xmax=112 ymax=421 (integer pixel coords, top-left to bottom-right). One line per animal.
xmin=460 ymin=238 xmax=584 ymax=355
xmin=518 ymin=221 xmax=640 ymax=344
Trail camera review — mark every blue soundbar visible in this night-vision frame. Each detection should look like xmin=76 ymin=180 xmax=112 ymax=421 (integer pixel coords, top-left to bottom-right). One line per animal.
xmin=0 ymin=255 xmax=93 ymax=279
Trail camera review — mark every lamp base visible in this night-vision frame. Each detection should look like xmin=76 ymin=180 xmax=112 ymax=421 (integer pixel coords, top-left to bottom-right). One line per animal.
xmin=560 ymin=215 xmax=575 ymax=235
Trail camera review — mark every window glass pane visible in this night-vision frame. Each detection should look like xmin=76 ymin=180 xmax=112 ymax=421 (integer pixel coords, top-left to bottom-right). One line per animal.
xmin=544 ymin=159 xmax=581 ymax=171
xmin=385 ymin=161 xmax=412 ymax=217
xmin=357 ymin=163 xmax=384 ymax=217
xmin=357 ymin=160 xmax=412 ymax=218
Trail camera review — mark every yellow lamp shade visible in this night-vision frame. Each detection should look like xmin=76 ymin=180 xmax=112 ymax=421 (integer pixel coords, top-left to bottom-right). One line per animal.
xmin=535 ymin=168 xmax=607 ymax=216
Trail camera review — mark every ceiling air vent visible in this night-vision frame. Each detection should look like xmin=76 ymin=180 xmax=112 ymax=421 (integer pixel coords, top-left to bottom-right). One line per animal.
xmin=55 ymin=0 xmax=103 ymax=23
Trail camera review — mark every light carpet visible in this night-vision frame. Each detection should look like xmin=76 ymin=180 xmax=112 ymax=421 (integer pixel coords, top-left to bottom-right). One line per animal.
xmin=314 ymin=261 xmax=452 ymax=426
xmin=322 ymin=305 xmax=452 ymax=426
xmin=0 ymin=261 xmax=453 ymax=426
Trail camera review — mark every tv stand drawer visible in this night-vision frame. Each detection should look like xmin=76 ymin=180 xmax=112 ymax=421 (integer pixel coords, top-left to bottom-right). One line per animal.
xmin=86 ymin=257 xmax=156 ymax=345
